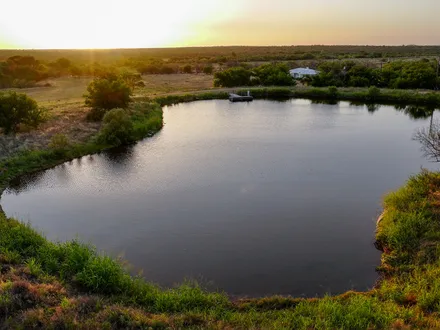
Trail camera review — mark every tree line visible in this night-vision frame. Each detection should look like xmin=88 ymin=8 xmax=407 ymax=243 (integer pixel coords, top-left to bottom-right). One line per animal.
xmin=0 ymin=55 xmax=214 ymax=89
xmin=310 ymin=59 xmax=440 ymax=90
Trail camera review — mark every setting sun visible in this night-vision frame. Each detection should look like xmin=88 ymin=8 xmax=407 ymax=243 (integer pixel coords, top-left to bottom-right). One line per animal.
xmin=0 ymin=0 xmax=241 ymax=49
xmin=2 ymin=0 xmax=440 ymax=49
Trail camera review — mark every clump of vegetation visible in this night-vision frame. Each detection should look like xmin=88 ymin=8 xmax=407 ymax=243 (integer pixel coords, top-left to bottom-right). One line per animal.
xmin=49 ymin=134 xmax=70 ymax=154
xmin=97 ymin=109 xmax=134 ymax=146
xmin=182 ymin=64 xmax=192 ymax=74
xmin=0 ymin=92 xmax=47 ymax=134
xmin=214 ymin=63 xmax=295 ymax=87
xmin=214 ymin=66 xmax=252 ymax=87
xmin=311 ymin=59 xmax=440 ymax=89
xmin=130 ymin=102 xmax=163 ymax=139
xmin=253 ymin=63 xmax=295 ymax=86
xmin=84 ymin=77 xmax=132 ymax=121
xmin=0 ymin=56 xmax=48 ymax=88
xmin=202 ymin=65 xmax=214 ymax=75
xmin=366 ymin=86 xmax=381 ymax=102
xmin=328 ymin=86 xmax=339 ymax=99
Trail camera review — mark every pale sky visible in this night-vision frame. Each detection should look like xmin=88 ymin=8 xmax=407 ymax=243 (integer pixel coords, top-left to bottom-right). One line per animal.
xmin=1 ymin=0 xmax=439 ymax=49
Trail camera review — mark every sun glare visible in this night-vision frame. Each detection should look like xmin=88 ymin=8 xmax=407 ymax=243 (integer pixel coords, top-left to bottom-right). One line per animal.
xmin=0 ymin=0 xmax=236 ymax=49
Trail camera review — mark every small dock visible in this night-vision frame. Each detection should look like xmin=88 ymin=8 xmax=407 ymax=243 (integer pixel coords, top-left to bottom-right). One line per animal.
xmin=229 ymin=92 xmax=253 ymax=102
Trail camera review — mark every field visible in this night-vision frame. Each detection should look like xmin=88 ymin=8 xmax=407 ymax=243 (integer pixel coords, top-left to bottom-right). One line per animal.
xmin=1 ymin=45 xmax=440 ymax=63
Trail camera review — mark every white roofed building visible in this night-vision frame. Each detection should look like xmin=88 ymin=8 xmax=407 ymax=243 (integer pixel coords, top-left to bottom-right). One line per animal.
xmin=289 ymin=67 xmax=319 ymax=79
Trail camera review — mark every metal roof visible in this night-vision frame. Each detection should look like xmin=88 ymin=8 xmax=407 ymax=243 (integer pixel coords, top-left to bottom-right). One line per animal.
xmin=289 ymin=67 xmax=319 ymax=75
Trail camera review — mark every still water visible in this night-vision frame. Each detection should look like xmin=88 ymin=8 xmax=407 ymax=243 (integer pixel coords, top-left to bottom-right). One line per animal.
xmin=2 ymin=99 xmax=437 ymax=297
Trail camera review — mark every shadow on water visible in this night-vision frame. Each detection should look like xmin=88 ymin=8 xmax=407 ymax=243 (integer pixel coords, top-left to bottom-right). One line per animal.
xmin=311 ymin=99 xmax=339 ymax=105
xmin=102 ymin=144 xmax=136 ymax=165
xmin=5 ymin=145 xmax=137 ymax=195
xmin=394 ymin=104 xmax=436 ymax=120
xmin=7 ymin=170 xmax=49 ymax=195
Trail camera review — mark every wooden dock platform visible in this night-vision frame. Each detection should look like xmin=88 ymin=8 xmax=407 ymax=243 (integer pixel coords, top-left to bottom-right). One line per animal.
xmin=229 ymin=93 xmax=254 ymax=102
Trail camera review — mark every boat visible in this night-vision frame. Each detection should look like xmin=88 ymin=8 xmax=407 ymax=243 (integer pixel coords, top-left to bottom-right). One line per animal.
xmin=229 ymin=92 xmax=253 ymax=102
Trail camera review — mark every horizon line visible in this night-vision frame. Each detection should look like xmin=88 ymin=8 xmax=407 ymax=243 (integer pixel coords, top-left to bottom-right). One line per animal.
xmin=2 ymin=44 xmax=440 ymax=51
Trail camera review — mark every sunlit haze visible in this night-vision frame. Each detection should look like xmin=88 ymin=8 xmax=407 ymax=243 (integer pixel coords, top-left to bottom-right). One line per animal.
xmin=1 ymin=0 xmax=439 ymax=49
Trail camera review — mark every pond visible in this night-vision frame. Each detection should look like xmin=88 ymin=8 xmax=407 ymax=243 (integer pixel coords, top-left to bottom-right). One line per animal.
xmin=2 ymin=99 xmax=437 ymax=297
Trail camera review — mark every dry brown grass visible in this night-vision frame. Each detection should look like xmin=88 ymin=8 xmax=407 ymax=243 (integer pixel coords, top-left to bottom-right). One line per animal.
xmin=9 ymin=74 xmax=214 ymax=104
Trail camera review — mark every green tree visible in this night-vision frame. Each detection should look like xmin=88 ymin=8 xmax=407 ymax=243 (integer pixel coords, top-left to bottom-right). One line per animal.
xmin=0 ymin=92 xmax=47 ymax=134
xmin=84 ymin=77 xmax=132 ymax=120
xmin=97 ymin=109 xmax=134 ymax=146
xmin=214 ymin=67 xmax=252 ymax=87
xmin=382 ymin=60 xmax=437 ymax=89
xmin=253 ymin=63 xmax=295 ymax=86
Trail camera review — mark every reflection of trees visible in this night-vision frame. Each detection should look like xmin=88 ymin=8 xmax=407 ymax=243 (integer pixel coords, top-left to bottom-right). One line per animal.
xmin=399 ymin=106 xmax=435 ymax=120
xmin=6 ymin=170 xmax=47 ymax=195
xmin=311 ymin=99 xmax=338 ymax=105
xmin=414 ymin=120 xmax=440 ymax=162
xmin=366 ymin=103 xmax=380 ymax=113
xmin=6 ymin=163 xmax=73 ymax=195
xmin=102 ymin=145 xmax=135 ymax=165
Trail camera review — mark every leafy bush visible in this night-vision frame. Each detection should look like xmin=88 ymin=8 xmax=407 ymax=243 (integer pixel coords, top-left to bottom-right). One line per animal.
xmin=214 ymin=67 xmax=252 ymax=87
xmin=214 ymin=63 xmax=295 ymax=87
xmin=328 ymin=86 xmax=339 ymax=99
xmin=367 ymin=86 xmax=381 ymax=101
xmin=312 ymin=59 xmax=438 ymax=90
xmin=202 ymin=65 xmax=214 ymax=75
xmin=382 ymin=60 xmax=437 ymax=89
xmin=97 ymin=109 xmax=134 ymax=146
xmin=49 ymin=134 xmax=70 ymax=151
xmin=182 ymin=65 xmax=192 ymax=74
xmin=84 ymin=77 xmax=132 ymax=120
xmin=253 ymin=63 xmax=295 ymax=86
xmin=0 ymin=92 xmax=47 ymax=134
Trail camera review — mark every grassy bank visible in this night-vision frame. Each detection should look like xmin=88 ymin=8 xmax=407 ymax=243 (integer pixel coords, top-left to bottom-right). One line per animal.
xmin=2 ymin=171 xmax=440 ymax=328
xmin=147 ymin=86 xmax=440 ymax=110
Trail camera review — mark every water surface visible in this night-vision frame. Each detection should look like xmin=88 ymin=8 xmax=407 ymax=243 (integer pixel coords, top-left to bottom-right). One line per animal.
xmin=3 ymin=99 xmax=436 ymax=297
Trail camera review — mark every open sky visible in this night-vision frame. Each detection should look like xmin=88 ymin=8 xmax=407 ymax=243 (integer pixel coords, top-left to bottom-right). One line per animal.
xmin=1 ymin=0 xmax=439 ymax=49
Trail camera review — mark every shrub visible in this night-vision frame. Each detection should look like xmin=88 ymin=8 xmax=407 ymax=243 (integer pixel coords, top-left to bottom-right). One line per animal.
xmin=367 ymin=86 xmax=381 ymax=101
xmin=214 ymin=67 xmax=252 ymax=87
xmin=202 ymin=65 xmax=214 ymax=75
xmin=328 ymin=86 xmax=339 ymax=99
xmin=49 ymin=134 xmax=70 ymax=151
xmin=97 ymin=109 xmax=134 ymax=146
xmin=0 ymin=92 xmax=47 ymax=134
xmin=160 ymin=66 xmax=176 ymax=74
xmin=182 ymin=65 xmax=192 ymax=74
xmin=84 ymin=77 xmax=132 ymax=120
xmin=252 ymin=63 xmax=296 ymax=86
